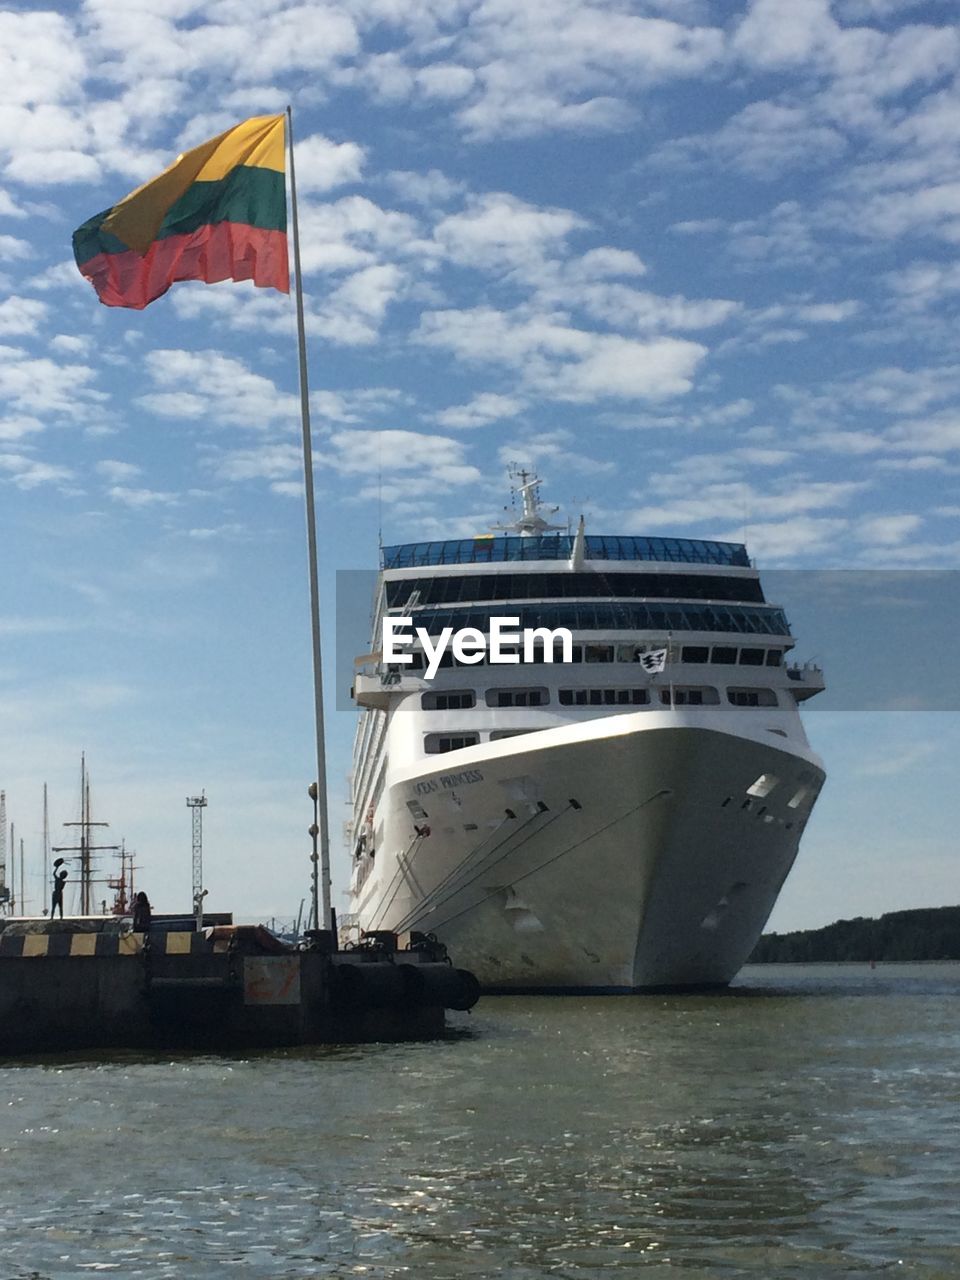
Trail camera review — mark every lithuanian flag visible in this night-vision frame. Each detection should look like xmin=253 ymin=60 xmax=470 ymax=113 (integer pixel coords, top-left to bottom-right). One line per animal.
xmin=73 ymin=114 xmax=289 ymax=310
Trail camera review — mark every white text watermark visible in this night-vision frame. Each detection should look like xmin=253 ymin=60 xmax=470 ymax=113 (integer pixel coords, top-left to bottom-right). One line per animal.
xmin=382 ymin=616 xmax=573 ymax=680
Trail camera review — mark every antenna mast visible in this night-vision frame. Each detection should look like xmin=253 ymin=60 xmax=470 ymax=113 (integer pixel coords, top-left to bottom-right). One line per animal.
xmin=492 ymin=465 xmax=564 ymax=537
xmin=186 ymin=793 xmax=208 ymax=929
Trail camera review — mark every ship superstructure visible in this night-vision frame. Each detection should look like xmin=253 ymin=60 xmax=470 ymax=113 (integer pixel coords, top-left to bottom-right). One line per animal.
xmin=346 ymin=474 xmax=825 ymax=991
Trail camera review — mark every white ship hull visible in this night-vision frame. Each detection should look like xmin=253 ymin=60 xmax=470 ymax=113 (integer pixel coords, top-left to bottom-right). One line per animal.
xmin=351 ymin=711 xmax=824 ymax=991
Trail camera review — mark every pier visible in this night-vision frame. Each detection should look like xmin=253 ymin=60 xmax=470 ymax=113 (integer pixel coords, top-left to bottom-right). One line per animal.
xmin=0 ymin=915 xmax=479 ymax=1054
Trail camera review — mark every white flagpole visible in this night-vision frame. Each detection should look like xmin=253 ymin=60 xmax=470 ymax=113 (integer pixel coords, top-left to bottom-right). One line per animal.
xmin=287 ymin=105 xmax=331 ymax=932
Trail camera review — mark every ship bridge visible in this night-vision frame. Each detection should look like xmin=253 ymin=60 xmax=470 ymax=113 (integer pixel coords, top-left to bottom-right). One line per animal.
xmin=382 ymin=533 xmax=751 ymax=569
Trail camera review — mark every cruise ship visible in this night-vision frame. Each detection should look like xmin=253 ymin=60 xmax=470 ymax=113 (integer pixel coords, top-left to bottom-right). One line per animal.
xmin=346 ymin=473 xmax=825 ymax=991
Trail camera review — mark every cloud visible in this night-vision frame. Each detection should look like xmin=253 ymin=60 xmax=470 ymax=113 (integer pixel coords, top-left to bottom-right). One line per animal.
xmin=136 ymin=350 xmax=297 ymax=429
xmin=96 ymin=459 xmax=142 ymax=482
xmin=6 ymin=147 xmax=99 ymax=185
xmin=0 ymin=11 xmax=85 ymax=109
xmin=215 ymin=442 xmax=302 ymax=488
xmin=885 ymin=259 xmax=960 ymax=309
xmin=718 ymin=516 xmax=849 ymax=561
xmin=433 ymin=193 xmax=587 ymax=273
xmin=172 ymin=264 xmax=405 ymax=346
xmin=83 ymin=0 xmax=359 ymax=86
xmin=416 ymin=306 xmax=707 ymax=402
xmin=107 ymin=485 xmax=178 ymax=508
xmin=0 ymin=345 xmax=102 ymax=418
xmin=545 ymin=333 xmax=707 ymax=401
xmin=855 ymin=514 xmax=924 ymax=546
xmin=541 ymin=278 xmax=740 ymax=333
xmin=779 ymin=364 xmax=960 ymax=422
xmin=49 ymin=334 xmax=92 ymax=356
xmin=0 ymin=189 xmax=27 ymax=218
xmin=608 ymin=398 xmax=756 ymax=432
xmin=298 ymin=195 xmax=428 ymax=275
xmin=451 ymin=1 xmax=724 ymax=139
xmin=0 ymin=452 xmax=74 ymax=489
xmin=625 ymin=476 xmax=864 ymax=528
xmin=845 ymin=180 xmax=960 ymax=244
xmin=855 ymin=741 xmax=938 ymax=777
xmin=658 ymin=100 xmax=849 ymax=179
xmin=734 ymin=0 xmax=960 ymax=98
xmin=0 ymin=415 xmax=44 ymax=442
xmin=0 ymin=297 xmax=47 ymax=336
xmin=294 ymin=133 xmax=365 ymax=193
xmin=435 ymin=393 xmax=525 ymax=429
xmin=0 ymin=235 xmax=32 ymax=261
xmin=733 ymin=0 xmax=832 ymax=69
xmin=382 ymin=169 xmax=467 ymax=208
xmin=496 ymin=428 xmax=616 ymax=477
xmin=886 ymin=412 xmax=960 ymax=454
xmin=320 ymin=429 xmax=482 ymax=492
xmin=415 ymin=64 xmax=476 ymax=101
xmin=310 ymin=263 xmax=405 ymax=346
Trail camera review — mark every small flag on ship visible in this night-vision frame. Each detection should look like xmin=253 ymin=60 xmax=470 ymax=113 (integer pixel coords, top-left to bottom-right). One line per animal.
xmin=72 ymin=114 xmax=289 ymax=310
xmin=639 ymin=648 xmax=668 ymax=674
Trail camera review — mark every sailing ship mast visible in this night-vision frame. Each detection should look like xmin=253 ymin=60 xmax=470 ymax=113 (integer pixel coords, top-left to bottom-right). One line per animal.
xmin=51 ymin=754 xmax=119 ymax=915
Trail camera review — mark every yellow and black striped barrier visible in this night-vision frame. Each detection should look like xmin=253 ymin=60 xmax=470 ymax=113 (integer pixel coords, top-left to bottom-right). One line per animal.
xmin=0 ymin=930 xmax=222 ymax=958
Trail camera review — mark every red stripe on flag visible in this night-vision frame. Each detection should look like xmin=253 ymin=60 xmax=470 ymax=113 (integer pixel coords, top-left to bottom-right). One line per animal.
xmin=78 ymin=222 xmax=289 ymax=310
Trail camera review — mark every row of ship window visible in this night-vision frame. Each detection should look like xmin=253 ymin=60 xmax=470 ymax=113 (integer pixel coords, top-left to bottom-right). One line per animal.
xmin=423 ymin=685 xmax=779 ymax=714
xmin=423 ymin=688 xmax=778 ymax=754
xmin=384 ymin=572 xmax=765 ymax=607
xmin=393 ymin=603 xmax=788 ymax=635
xmin=398 ymin=643 xmax=785 ymax=670
xmin=382 ymin=535 xmax=751 ymax=569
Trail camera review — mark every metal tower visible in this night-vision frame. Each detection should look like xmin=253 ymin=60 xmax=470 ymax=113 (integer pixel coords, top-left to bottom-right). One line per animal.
xmin=186 ymin=793 xmax=207 ymax=927
xmin=0 ymin=792 xmax=8 ymax=911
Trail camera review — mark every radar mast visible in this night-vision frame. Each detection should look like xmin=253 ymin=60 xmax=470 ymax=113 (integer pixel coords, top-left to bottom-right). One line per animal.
xmin=493 ymin=466 xmax=565 ymax=537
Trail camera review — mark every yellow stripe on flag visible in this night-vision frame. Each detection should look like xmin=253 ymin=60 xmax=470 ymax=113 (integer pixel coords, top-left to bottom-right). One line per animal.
xmin=102 ymin=115 xmax=285 ymax=255
xmin=195 ymin=115 xmax=286 ymax=180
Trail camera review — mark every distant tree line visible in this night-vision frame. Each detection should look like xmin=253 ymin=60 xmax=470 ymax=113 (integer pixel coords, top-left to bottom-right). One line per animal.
xmin=749 ymin=906 xmax=960 ymax=963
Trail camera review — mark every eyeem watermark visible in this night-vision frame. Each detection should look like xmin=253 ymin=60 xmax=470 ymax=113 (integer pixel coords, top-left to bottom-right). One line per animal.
xmin=383 ymin=616 xmax=573 ymax=680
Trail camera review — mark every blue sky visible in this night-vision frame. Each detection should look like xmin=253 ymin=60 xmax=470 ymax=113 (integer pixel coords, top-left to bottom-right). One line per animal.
xmin=1 ymin=0 xmax=957 ymax=931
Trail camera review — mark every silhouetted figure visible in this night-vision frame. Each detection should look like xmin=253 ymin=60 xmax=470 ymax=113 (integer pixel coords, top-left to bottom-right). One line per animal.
xmin=51 ymin=860 xmax=68 ymax=919
xmin=132 ymin=891 xmax=152 ymax=932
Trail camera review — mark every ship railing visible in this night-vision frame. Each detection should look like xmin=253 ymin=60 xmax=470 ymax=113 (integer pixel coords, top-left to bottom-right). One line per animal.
xmin=786 ymin=661 xmax=823 ymax=681
xmin=354 ymin=654 xmax=426 ymax=687
xmin=785 ymin=661 xmax=825 ymax=701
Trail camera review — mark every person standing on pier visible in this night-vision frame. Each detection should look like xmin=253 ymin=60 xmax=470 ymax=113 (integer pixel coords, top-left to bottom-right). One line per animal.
xmin=51 ymin=860 xmax=68 ymax=919
xmin=132 ymin=892 xmax=152 ymax=932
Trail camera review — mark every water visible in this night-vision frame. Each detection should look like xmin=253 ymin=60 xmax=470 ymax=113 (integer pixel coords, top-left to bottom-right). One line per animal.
xmin=1 ymin=963 xmax=959 ymax=1278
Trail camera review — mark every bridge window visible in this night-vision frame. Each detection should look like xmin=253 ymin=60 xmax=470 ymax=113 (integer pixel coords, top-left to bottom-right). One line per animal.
xmin=739 ymin=648 xmax=765 ymax=666
xmin=422 ymin=690 xmax=476 ymax=710
xmin=659 ymin=686 xmax=720 ymax=706
xmin=486 ymin=688 xmax=549 ymax=708
xmin=682 ymin=646 xmax=709 ymax=663
xmin=728 ymin=688 xmax=779 ymax=707
xmin=559 ymin=688 xmax=649 ymax=706
xmin=424 ymin=733 xmax=480 ymax=754
xmin=710 ymin=646 xmax=738 ymax=664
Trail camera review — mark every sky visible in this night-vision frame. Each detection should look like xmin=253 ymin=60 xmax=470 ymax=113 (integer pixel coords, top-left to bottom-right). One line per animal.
xmin=1 ymin=0 xmax=958 ymax=933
